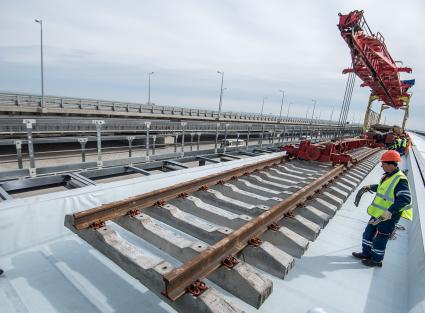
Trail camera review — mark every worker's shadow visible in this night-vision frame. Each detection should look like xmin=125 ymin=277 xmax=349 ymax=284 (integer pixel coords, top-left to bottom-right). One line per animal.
xmin=10 ymin=240 xmax=171 ymax=313
xmin=284 ymin=254 xmax=365 ymax=281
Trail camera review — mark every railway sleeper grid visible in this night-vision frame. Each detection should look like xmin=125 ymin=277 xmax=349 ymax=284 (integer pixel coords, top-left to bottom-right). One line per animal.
xmin=65 ymin=147 xmax=382 ymax=313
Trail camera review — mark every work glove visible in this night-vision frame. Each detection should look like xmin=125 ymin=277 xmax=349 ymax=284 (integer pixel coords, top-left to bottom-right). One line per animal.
xmin=381 ymin=211 xmax=392 ymax=221
xmin=369 ymin=211 xmax=392 ymax=226
xmin=354 ymin=185 xmax=372 ymax=207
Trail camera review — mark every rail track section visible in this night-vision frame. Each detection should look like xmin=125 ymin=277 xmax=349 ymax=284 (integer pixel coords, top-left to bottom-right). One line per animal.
xmin=65 ymin=147 xmax=382 ymax=313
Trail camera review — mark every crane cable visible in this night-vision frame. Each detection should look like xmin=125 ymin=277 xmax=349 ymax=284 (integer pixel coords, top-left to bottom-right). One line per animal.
xmin=334 ymin=66 xmax=356 ymax=141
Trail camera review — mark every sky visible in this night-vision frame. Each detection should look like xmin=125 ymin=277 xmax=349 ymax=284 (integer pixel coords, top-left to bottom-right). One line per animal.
xmin=1 ymin=0 xmax=424 ymax=129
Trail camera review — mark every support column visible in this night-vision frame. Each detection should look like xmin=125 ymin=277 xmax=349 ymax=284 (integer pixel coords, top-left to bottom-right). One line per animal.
xmin=258 ymin=125 xmax=263 ymax=145
xmin=92 ymin=120 xmax=105 ymax=167
xmin=363 ymin=95 xmax=379 ymax=132
xmin=174 ymin=134 xmax=178 ymax=153
xmin=223 ymin=124 xmax=229 ymax=153
xmin=377 ymin=104 xmax=390 ymax=124
xmin=23 ymin=119 xmax=36 ymax=176
xmin=401 ymin=97 xmax=410 ymax=132
xmin=127 ymin=136 xmax=135 ymax=158
xmin=197 ymin=133 xmax=201 ymax=150
xmin=14 ymin=140 xmax=23 ymax=169
xmin=152 ymin=135 xmax=156 ymax=155
xmin=214 ymin=123 xmax=220 ymax=154
xmin=145 ymin=122 xmax=151 ymax=161
xmin=190 ymin=133 xmax=194 ymax=151
xmin=181 ymin=122 xmax=187 ymax=157
xmin=246 ymin=125 xmax=251 ymax=151
xmin=78 ymin=138 xmax=88 ymax=162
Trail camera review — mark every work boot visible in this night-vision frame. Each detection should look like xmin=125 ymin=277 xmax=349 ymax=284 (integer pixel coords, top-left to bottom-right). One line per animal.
xmin=362 ymin=259 xmax=382 ymax=267
xmin=352 ymin=252 xmax=371 ymax=260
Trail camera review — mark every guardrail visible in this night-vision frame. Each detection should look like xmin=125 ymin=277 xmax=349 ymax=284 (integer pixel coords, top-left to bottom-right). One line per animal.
xmin=0 ymin=118 xmax=362 ymax=179
xmin=0 ymin=92 xmax=339 ymax=124
xmin=0 ymin=116 xmax=359 ymax=136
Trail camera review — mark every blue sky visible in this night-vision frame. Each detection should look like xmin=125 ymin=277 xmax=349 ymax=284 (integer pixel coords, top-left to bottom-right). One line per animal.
xmin=1 ymin=0 xmax=424 ymax=129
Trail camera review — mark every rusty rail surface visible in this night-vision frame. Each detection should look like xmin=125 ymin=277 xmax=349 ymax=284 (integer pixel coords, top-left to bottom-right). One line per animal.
xmin=70 ymin=146 xmax=380 ymax=301
xmin=162 ymin=147 xmax=380 ymax=300
xmin=72 ymin=154 xmax=285 ymax=230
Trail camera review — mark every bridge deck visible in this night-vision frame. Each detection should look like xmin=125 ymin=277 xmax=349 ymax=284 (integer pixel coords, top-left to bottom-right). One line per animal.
xmin=1 ymin=148 xmax=423 ymax=313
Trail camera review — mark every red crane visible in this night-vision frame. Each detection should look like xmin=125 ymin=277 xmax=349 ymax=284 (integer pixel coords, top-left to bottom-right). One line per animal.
xmin=337 ymin=10 xmax=414 ymax=109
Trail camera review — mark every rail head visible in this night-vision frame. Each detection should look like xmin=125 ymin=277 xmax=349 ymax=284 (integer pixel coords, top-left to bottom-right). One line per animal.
xmin=72 ymin=155 xmax=286 ymax=230
xmin=162 ymin=146 xmax=381 ymax=300
xmin=69 ymin=146 xmax=380 ymax=301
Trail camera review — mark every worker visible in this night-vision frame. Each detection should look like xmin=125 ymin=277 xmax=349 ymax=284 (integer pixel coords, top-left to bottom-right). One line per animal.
xmin=401 ymin=133 xmax=409 ymax=155
xmin=388 ymin=135 xmax=399 ymax=151
xmin=396 ymin=133 xmax=407 ymax=156
xmin=352 ymin=150 xmax=412 ymax=267
xmin=394 ymin=136 xmax=403 ymax=154
xmin=404 ymin=133 xmax=411 ymax=155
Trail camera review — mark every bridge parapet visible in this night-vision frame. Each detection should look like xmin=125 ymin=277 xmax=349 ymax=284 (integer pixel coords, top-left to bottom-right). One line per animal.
xmin=0 ymin=92 xmax=337 ymax=125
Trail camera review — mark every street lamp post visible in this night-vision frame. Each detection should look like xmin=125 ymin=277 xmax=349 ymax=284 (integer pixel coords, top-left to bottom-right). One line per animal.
xmin=217 ymin=71 xmax=224 ymax=120
xmin=34 ymin=19 xmax=44 ymax=108
xmin=260 ymin=96 xmax=267 ymax=117
xmin=148 ymin=72 xmax=154 ymax=105
xmin=279 ymin=89 xmax=285 ymax=122
xmin=310 ymin=99 xmax=317 ymax=123
xmin=221 ymin=87 xmax=227 ymax=118
xmin=330 ymin=105 xmax=335 ymax=121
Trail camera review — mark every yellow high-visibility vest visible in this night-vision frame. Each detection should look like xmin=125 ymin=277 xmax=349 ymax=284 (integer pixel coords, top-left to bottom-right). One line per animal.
xmin=402 ymin=138 xmax=408 ymax=148
xmin=367 ymin=170 xmax=413 ymax=220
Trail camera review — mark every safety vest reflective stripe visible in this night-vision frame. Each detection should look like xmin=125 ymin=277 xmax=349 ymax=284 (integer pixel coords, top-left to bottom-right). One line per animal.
xmin=402 ymin=138 xmax=408 ymax=148
xmin=375 ymin=176 xmax=401 ymax=202
xmin=367 ymin=170 xmax=413 ymax=221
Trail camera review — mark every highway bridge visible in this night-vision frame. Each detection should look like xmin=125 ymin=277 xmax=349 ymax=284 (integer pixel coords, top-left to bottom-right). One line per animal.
xmin=0 ymin=92 xmax=337 ymax=124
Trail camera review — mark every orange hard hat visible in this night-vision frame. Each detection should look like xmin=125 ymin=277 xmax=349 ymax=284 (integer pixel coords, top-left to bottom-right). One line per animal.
xmin=381 ymin=150 xmax=401 ymax=162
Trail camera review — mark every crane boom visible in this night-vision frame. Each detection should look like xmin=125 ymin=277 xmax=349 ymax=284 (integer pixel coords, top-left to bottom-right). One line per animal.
xmin=338 ymin=10 xmax=414 ymax=109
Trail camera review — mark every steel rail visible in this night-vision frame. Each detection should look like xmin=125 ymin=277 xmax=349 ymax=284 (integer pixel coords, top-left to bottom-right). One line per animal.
xmin=72 ymin=154 xmax=285 ymax=230
xmin=162 ymin=147 xmax=380 ymax=300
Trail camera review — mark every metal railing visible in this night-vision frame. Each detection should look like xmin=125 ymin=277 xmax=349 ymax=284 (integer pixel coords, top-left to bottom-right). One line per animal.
xmin=0 ymin=92 xmax=339 ymax=124
xmin=0 ymin=116 xmax=357 ymax=137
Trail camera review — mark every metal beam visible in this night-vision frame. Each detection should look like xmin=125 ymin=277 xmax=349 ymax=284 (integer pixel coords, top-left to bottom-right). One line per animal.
xmin=127 ymin=165 xmax=151 ymax=176
xmin=164 ymin=160 xmax=189 ymax=169
xmin=0 ymin=185 xmax=12 ymax=200
xmin=1 ymin=175 xmax=67 ymax=192
xmin=196 ymin=156 xmax=220 ymax=166
xmin=68 ymin=173 xmax=96 ymax=186
xmin=219 ymin=153 xmax=241 ymax=160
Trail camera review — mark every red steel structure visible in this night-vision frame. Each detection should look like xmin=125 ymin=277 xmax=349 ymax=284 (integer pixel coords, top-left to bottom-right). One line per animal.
xmin=282 ymin=138 xmax=377 ymax=164
xmin=338 ymin=10 xmax=413 ymax=109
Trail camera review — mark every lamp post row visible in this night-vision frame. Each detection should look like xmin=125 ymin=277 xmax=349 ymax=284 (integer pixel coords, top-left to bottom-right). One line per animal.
xmin=34 ymin=19 xmax=44 ymax=108
xmin=32 ymin=20 xmax=326 ymax=122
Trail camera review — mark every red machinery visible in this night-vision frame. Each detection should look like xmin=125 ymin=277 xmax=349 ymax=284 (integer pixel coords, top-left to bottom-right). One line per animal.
xmin=338 ymin=10 xmax=414 ymax=109
xmin=282 ymin=11 xmax=411 ymax=164
xmin=282 ymin=138 xmax=377 ymax=164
